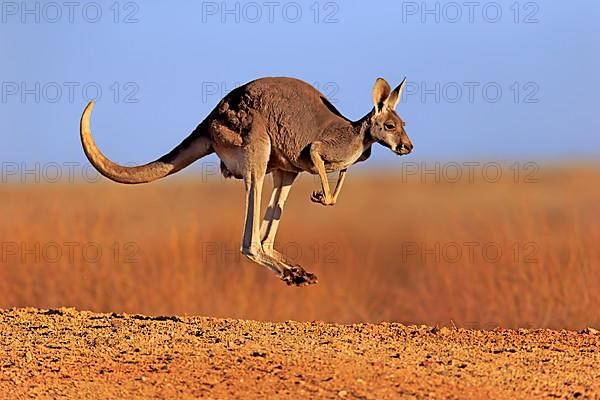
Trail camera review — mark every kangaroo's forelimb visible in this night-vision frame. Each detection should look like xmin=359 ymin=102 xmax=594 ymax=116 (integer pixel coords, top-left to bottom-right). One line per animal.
xmin=309 ymin=142 xmax=348 ymax=206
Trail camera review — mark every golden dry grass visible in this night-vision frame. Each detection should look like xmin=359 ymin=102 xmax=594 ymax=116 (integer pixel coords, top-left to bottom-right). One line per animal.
xmin=0 ymin=166 xmax=598 ymax=330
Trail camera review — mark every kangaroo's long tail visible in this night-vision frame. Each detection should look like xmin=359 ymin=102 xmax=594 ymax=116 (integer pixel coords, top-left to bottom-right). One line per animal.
xmin=80 ymin=101 xmax=213 ymax=184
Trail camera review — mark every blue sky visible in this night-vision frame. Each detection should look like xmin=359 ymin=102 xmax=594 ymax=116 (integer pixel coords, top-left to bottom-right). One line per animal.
xmin=1 ymin=1 xmax=599 ymax=169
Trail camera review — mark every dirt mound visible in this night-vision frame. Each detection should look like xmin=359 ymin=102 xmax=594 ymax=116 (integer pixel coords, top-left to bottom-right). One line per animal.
xmin=0 ymin=308 xmax=598 ymax=399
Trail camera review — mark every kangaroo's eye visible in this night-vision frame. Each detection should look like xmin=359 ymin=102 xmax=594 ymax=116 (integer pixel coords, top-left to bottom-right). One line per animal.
xmin=384 ymin=122 xmax=396 ymax=130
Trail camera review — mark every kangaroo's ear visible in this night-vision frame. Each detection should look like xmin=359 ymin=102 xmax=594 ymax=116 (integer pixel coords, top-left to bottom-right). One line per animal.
xmin=385 ymin=77 xmax=406 ymax=110
xmin=372 ymin=78 xmax=391 ymax=113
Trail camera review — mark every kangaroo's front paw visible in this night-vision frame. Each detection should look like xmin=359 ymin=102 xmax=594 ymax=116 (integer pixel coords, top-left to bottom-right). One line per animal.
xmin=281 ymin=266 xmax=318 ymax=287
xmin=310 ymin=191 xmax=334 ymax=206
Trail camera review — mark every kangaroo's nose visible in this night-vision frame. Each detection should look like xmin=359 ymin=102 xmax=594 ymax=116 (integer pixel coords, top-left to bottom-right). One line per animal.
xmin=399 ymin=143 xmax=413 ymax=154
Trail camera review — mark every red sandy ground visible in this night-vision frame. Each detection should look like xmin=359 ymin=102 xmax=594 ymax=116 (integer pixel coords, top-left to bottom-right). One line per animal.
xmin=0 ymin=308 xmax=598 ymax=399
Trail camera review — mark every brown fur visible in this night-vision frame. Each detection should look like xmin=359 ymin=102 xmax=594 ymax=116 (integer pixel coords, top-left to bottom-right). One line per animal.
xmin=80 ymin=77 xmax=413 ymax=285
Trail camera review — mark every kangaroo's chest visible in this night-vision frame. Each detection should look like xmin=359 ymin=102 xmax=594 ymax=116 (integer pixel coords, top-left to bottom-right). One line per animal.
xmin=324 ymin=143 xmax=366 ymax=172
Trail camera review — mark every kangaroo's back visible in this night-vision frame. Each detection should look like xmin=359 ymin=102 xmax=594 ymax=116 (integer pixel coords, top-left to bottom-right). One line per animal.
xmin=209 ymin=77 xmax=351 ymax=154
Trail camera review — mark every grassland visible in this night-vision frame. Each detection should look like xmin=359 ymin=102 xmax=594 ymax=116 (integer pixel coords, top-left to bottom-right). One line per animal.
xmin=1 ymin=166 xmax=598 ymax=330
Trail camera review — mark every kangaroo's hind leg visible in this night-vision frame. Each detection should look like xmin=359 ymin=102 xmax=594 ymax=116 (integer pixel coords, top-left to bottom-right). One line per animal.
xmin=259 ymin=170 xmax=284 ymax=248
xmin=260 ymin=170 xmax=317 ymax=285
xmin=238 ymin=119 xmax=316 ymax=286
xmin=260 ymin=170 xmax=298 ymax=253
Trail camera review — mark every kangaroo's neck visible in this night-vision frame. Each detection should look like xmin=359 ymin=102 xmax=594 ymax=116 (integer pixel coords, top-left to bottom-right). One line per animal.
xmin=323 ymin=108 xmax=376 ymax=148
xmin=352 ymin=110 xmax=377 ymax=146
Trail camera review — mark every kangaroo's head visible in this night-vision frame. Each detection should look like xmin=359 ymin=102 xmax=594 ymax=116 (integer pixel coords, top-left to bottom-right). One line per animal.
xmin=369 ymin=78 xmax=413 ymax=156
